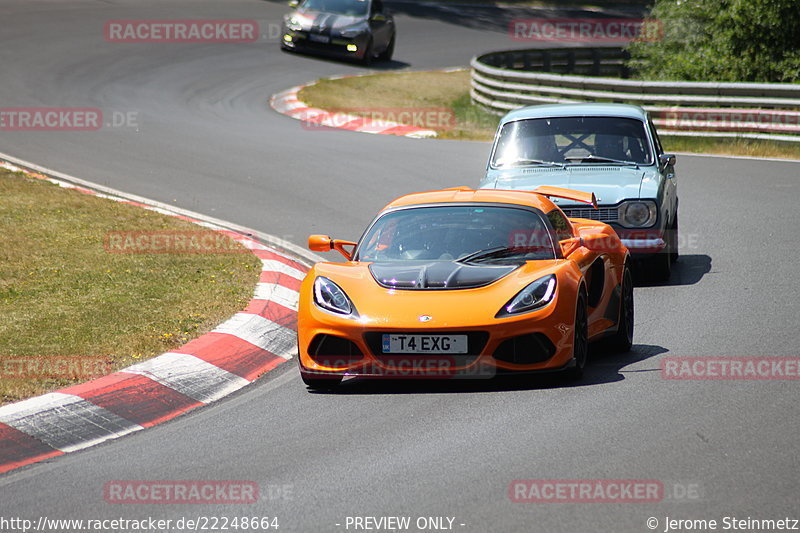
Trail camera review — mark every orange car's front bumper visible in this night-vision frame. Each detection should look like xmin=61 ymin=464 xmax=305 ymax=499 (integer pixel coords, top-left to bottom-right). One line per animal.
xmin=297 ymin=293 xmax=577 ymax=379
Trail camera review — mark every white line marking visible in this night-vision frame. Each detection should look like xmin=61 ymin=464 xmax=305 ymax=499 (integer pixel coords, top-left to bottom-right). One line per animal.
xmin=261 ymin=259 xmax=305 ymax=280
xmin=125 ymin=353 xmax=250 ymax=404
xmin=253 ymin=283 xmax=299 ymax=311
xmin=0 ymin=393 xmax=143 ymax=453
xmin=212 ymin=313 xmax=296 ymax=359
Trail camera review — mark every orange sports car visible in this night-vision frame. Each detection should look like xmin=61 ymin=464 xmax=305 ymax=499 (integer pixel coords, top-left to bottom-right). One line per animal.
xmin=297 ymin=186 xmax=632 ymax=390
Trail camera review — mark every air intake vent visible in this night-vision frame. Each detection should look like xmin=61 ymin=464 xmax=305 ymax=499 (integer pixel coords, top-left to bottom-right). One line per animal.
xmin=567 ymin=167 xmax=621 ymax=172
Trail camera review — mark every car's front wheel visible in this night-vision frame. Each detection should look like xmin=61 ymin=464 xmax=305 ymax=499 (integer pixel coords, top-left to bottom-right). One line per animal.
xmin=362 ymin=37 xmax=375 ymax=66
xmin=565 ymin=292 xmax=589 ymax=380
xmin=378 ymin=34 xmax=395 ymax=62
xmin=645 ymin=219 xmax=675 ymax=281
xmin=670 ymin=213 xmax=679 ymax=264
xmin=608 ymin=266 xmax=634 ymax=352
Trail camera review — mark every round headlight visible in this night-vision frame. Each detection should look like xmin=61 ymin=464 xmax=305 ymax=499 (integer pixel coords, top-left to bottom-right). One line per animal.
xmin=621 ymin=201 xmax=656 ymax=227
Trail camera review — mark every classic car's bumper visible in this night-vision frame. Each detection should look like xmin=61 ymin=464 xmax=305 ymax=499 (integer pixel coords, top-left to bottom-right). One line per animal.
xmin=617 ymin=228 xmax=667 ymax=255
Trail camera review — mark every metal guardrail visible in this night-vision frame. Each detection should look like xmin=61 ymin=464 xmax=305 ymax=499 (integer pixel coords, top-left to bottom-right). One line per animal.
xmin=471 ymin=47 xmax=800 ymax=138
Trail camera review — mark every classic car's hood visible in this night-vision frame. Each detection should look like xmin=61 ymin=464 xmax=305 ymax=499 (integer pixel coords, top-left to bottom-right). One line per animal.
xmin=482 ymin=166 xmax=657 ymax=206
xmin=369 ymin=261 xmax=518 ymax=290
xmin=287 ymin=10 xmax=363 ymax=32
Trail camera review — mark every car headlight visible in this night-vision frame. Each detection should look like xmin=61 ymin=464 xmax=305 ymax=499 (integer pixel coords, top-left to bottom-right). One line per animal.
xmin=313 ymin=277 xmax=356 ymax=316
xmin=285 ymin=14 xmax=312 ymax=31
xmin=339 ymin=23 xmax=368 ymax=38
xmin=619 ymin=200 xmax=657 ymax=228
xmin=285 ymin=18 xmax=303 ymax=31
xmin=496 ymin=274 xmax=557 ymax=317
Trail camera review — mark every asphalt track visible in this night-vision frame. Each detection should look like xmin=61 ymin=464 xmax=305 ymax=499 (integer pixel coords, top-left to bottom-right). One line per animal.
xmin=1 ymin=1 xmax=799 ymax=532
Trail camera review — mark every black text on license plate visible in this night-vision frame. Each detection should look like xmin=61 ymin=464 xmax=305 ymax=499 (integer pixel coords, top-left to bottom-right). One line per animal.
xmin=382 ymin=334 xmax=468 ymax=354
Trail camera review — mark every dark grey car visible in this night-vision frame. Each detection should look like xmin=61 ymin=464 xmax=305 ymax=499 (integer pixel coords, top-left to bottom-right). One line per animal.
xmin=281 ymin=0 xmax=395 ymax=65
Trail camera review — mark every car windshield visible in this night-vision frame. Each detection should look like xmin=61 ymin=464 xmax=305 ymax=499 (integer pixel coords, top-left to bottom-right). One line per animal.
xmin=300 ymin=0 xmax=369 ymax=16
xmin=491 ymin=116 xmax=652 ymax=167
xmin=356 ymin=205 xmax=556 ymax=263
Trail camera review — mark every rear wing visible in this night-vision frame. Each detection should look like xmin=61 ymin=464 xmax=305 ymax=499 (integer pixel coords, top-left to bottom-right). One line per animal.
xmin=533 ymin=186 xmax=598 ymax=209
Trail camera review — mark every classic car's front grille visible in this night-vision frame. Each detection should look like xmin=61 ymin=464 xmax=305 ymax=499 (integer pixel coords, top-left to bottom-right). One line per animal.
xmin=562 ymin=207 xmax=618 ymax=223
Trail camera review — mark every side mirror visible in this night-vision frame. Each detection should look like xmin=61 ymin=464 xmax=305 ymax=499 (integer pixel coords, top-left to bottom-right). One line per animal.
xmin=308 ymin=234 xmax=357 ymax=260
xmin=288 ymin=0 xmax=299 ymax=8
xmin=659 ymin=153 xmax=676 ymax=169
xmin=308 ymin=234 xmax=332 ymax=252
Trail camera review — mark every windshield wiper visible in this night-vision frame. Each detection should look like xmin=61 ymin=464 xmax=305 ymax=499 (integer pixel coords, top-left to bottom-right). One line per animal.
xmin=564 ymin=155 xmax=639 ymax=168
xmin=456 ymin=246 xmax=539 ymax=264
xmin=496 ymin=158 xmax=565 ymax=169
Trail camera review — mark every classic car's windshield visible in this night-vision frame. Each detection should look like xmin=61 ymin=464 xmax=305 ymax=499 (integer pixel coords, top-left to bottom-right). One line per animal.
xmin=356 ymin=205 xmax=556 ymax=263
xmin=300 ymin=0 xmax=369 ymax=16
xmin=491 ymin=116 xmax=652 ymax=167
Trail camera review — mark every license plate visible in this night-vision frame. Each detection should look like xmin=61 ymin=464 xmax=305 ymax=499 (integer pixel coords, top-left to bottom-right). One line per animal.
xmin=308 ymin=34 xmax=330 ymax=43
xmin=381 ymin=334 xmax=468 ymax=354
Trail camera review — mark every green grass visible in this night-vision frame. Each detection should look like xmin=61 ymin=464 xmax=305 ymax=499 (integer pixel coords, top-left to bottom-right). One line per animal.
xmin=299 ymin=69 xmax=800 ymax=159
xmin=0 ymin=169 xmax=260 ymax=404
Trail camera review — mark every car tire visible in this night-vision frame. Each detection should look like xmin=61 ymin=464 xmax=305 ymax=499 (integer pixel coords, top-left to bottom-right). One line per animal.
xmin=670 ymin=213 xmax=679 ymax=264
xmin=565 ymin=292 xmax=589 ymax=381
xmin=608 ymin=266 xmax=634 ymax=352
xmin=300 ymin=370 xmax=343 ymax=390
xmin=646 ymin=221 xmax=674 ymax=281
xmin=378 ymin=34 xmax=395 ymax=62
xmin=362 ymin=38 xmax=375 ymax=66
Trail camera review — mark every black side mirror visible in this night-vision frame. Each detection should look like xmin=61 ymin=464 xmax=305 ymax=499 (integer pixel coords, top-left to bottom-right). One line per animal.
xmin=659 ymin=153 xmax=676 ymax=169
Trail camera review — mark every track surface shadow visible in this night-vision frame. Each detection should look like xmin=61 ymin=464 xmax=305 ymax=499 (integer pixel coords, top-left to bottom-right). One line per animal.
xmin=307 ymin=343 xmax=667 ymax=395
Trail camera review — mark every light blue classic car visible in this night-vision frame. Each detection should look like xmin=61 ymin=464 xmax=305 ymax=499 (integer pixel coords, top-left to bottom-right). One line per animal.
xmin=479 ymin=103 xmax=678 ymax=280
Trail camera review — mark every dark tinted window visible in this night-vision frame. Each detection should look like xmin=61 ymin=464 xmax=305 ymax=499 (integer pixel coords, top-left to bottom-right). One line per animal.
xmin=357 ymin=205 xmax=556 ymax=262
xmin=491 ymin=116 xmax=652 ymax=167
xmin=301 ymin=0 xmax=369 ymax=16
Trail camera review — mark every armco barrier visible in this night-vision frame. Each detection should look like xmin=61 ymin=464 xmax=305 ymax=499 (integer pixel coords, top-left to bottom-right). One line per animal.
xmin=471 ymin=47 xmax=800 ymax=139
